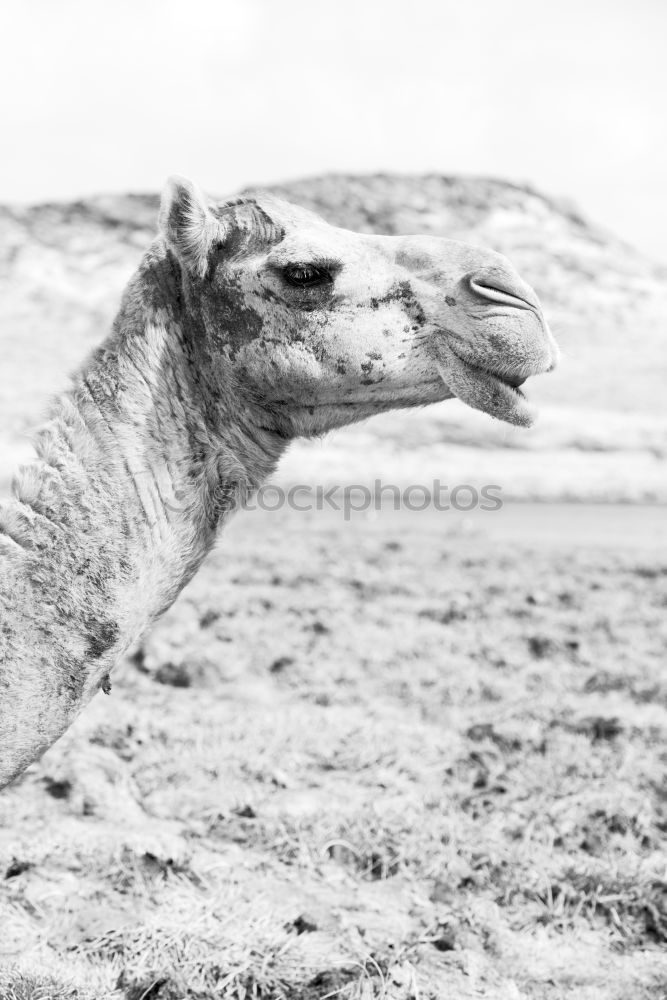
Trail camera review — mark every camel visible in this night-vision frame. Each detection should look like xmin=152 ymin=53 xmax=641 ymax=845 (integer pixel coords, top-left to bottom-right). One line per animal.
xmin=0 ymin=177 xmax=558 ymax=788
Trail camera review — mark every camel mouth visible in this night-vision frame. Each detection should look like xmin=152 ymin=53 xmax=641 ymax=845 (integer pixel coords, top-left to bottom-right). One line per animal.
xmin=435 ymin=343 xmax=537 ymax=427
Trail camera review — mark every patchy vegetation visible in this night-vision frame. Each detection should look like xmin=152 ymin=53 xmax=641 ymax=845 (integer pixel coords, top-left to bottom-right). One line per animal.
xmin=0 ymin=509 xmax=665 ymax=998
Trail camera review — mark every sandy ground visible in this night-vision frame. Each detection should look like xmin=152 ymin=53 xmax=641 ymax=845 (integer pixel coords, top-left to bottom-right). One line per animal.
xmin=0 ymin=504 xmax=665 ymax=999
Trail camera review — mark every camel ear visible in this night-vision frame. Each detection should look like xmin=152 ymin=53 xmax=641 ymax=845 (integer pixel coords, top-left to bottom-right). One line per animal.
xmin=159 ymin=176 xmax=221 ymax=276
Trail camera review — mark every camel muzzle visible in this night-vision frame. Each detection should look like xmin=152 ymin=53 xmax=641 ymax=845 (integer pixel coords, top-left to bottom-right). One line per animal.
xmin=431 ymin=259 xmax=558 ymax=427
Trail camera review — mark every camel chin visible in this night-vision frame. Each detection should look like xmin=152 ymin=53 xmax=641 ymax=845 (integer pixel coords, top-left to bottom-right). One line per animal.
xmin=435 ymin=342 xmax=537 ymax=427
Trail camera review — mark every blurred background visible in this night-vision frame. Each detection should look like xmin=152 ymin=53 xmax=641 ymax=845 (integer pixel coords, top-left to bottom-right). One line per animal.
xmin=1 ymin=6 xmax=667 ymax=997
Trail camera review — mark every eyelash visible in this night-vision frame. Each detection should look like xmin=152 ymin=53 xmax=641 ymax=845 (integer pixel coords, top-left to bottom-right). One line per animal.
xmin=282 ymin=263 xmax=334 ymax=288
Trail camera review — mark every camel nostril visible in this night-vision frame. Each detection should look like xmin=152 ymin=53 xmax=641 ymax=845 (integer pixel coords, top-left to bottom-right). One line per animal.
xmin=468 ymin=269 xmax=540 ymax=311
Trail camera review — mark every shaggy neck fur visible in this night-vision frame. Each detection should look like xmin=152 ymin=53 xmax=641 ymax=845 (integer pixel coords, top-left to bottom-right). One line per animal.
xmin=0 ymin=243 xmax=285 ymax=785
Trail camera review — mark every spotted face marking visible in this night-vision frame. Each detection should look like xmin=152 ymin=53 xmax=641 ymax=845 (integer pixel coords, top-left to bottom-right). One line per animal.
xmin=379 ymin=281 xmax=428 ymax=327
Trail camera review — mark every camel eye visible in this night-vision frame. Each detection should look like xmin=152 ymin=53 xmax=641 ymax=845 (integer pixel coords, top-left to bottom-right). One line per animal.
xmin=283 ymin=263 xmax=331 ymax=288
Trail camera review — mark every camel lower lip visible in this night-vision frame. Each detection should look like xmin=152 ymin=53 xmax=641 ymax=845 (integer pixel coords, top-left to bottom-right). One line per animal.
xmin=435 ymin=344 xmax=536 ymax=427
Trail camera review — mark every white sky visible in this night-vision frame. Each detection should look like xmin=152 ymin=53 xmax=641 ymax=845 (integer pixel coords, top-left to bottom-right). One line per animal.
xmin=0 ymin=0 xmax=664 ymax=260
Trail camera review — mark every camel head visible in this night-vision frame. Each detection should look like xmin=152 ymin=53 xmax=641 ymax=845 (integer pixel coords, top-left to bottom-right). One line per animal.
xmin=159 ymin=177 xmax=559 ymax=437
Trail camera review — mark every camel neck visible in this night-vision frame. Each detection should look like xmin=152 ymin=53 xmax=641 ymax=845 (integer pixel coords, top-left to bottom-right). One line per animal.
xmin=0 ymin=248 xmax=286 ymax=783
xmin=44 ymin=245 xmax=282 ymax=577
